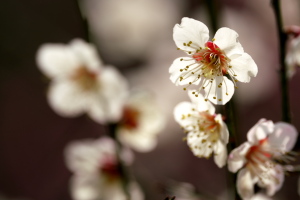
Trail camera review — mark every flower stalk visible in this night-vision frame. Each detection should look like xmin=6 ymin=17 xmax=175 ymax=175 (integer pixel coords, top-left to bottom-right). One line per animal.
xmin=271 ymin=0 xmax=291 ymax=123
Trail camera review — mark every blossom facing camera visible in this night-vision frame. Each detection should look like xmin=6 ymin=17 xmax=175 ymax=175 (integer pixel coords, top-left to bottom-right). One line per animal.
xmin=117 ymin=90 xmax=165 ymax=152
xmin=36 ymin=39 xmax=128 ymax=124
xmin=169 ymin=17 xmax=258 ymax=105
xmin=65 ymin=137 xmax=144 ymax=200
xmin=228 ymin=119 xmax=298 ymax=199
xmin=174 ymin=90 xmax=229 ymax=168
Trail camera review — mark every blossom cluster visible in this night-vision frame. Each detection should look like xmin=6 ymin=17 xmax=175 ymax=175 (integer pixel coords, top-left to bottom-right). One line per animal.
xmin=36 ymin=39 xmax=165 ymax=200
xmin=170 ymin=17 xmax=299 ymax=200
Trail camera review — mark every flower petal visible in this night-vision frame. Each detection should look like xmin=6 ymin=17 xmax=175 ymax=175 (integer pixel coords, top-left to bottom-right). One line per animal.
xmin=173 ymin=101 xmax=194 ymax=128
xmin=204 ymin=76 xmax=234 ymax=105
xmin=188 ymin=90 xmax=215 ymax=114
xmin=257 ymin=164 xmax=284 ymax=196
xmin=228 ymin=142 xmax=251 ymax=173
xmin=247 ymin=119 xmax=274 ymax=144
xmin=69 ymin=39 xmax=103 ymax=72
xmin=213 ymin=27 xmax=244 ymax=57
xmin=268 ymin=122 xmax=298 ymax=152
xmin=88 ymin=67 xmax=129 ymax=123
xmin=216 ymin=114 xmax=229 ymax=144
xmin=237 ymin=168 xmax=256 ymax=200
xmin=36 ymin=43 xmax=81 ymax=78
xmin=213 ymin=141 xmax=227 ymax=168
xmin=70 ymin=174 xmax=101 ymax=200
xmin=229 ymin=53 xmax=258 ymax=82
xmin=173 ymin=17 xmax=209 ymax=52
xmin=48 ymin=80 xmax=88 ymax=117
xmin=169 ymin=57 xmax=201 ymax=86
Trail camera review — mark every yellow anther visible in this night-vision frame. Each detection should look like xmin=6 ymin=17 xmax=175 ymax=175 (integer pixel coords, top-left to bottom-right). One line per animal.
xmin=183 ymin=88 xmax=187 ymax=90
xmin=205 ymin=99 xmax=208 ymax=101
xmin=235 ymin=86 xmax=238 ymax=89
xmin=186 ymin=66 xmax=189 ymax=68
xmin=226 ymin=93 xmax=228 ymax=95
xmin=183 ymin=43 xmax=187 ymax=46
xmin=229 ymin=66 xmax=232 ymax=68
xmin=191 ymin=72 xmax=195 ymax=74
xmin=180 ymin=69 xmax=183 ymax=72
xmin=212 ymin=38 xmax=216 ymax=41
xmin=177 ymin=48 xmax=181 ymax=50
xmin=189 ymin=82 xmax=192 ymax=85
xmin=195 ymin=95 xmax=198 ymax=97
xmin=180 ymin=58 xmax=183 ymax=61
xmin=189 ymin=41 xmax=192 ymax=44
xmin=213 ymin=97 xmax=216 ymax=99
xmin=192 ymin=92 xmax=195 ymax=94
xmin=201 ymin=139 xmax=207 ymax=143
xmin=188 ymin=51 xmax=191 ymax=54
xmin=202 ymin=87 xmax=205 ymax=89
xmin=218 ymin=99 xmax=222 ymax=101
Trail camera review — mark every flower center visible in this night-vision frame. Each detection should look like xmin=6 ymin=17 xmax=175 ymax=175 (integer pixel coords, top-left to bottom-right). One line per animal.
xmin=192 ymin=42 xmax=229 ymax=78
xmin=72 ymin=66 xmax=98 ymax=90
xmin=198 ymin=111 xmax=219 ymax=134
xmin=99 ymin=155 xmax=120 ymax=181
xmin=120 ymin=107 xmax=140 ymax=130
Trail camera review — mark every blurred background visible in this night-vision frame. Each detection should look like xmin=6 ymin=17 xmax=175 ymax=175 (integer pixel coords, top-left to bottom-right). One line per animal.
xmin=1 ymin=0 xmax=300 ymax=199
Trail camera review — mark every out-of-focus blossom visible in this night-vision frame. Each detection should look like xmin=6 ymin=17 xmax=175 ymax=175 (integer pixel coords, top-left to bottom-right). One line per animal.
xmin=228 ymin=119 xmax=298 ymax=199
xmin=250 ymin=193 xmax=273 ymax=200
xmin=286 ymin=36 xmax=300 ymax=78
xmin=117 ymin=90 xmax=165 ymax=152
xmin=65 ymin=137 xmax=144 ymax=200
xmin=36 ymin=39 xmax=128 ymax=124
xmin=83 ymin=0 xmax=182 ymax=65
xmin=166 ymin=181 xmax=202 ymax=200
xmin=169 ymin=17 xmax=258 ymax=105
xmin=173 ymin=90 xmax=229 ymax=168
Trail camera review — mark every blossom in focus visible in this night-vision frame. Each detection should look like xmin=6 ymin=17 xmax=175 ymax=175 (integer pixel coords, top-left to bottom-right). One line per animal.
xmin=117 ymin=90 xmax=165 ymax=152
xmin=228 ymin=119 xmax=298 ymax=199
xmin=65 ymin=137 xmax=144 ymax=200
xmin=36 ymin=39 xmax=128 ymax=124
xmin=174 ymin=90 xmax=229 ymax=168
xmin=286 ymin=36 xmax=300 ymax=78
xmin=169 ymin=17 xmax=258 ymax=105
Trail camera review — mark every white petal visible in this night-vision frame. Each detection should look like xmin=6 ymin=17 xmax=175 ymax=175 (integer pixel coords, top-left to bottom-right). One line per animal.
xmin=64 ymin=138 xmax=116 ymax=174
xmin=187 ymin=90 xmax=215 ymax=114
xmin=169 ymin=57 xmax=201 ymax=86
xmin=228 ymin=142 xmax=251 ymax=173
xmin=69 ymin=39 xmax=103 ymax=72
xmin=268 ymin=122 xmax=298 ymax=152
xmin=117 ymin=131 xmax=157 ymax=152
xmin=237 ymin=168 xmax=256 ymax=200
xmin=70 ymin=174 xmax=101 ymax=200
xmin=216 ymin=114 xmax=229 ymax=144
xmin=213 ymin=141 xmax=227 ymax=168
xmin=250 ymin=193 xmax=272 ymax=200
xmin=173 ymin=101 xmax=194 ymax=128
xmin=173 ymin=17 xmax=209 ymax=52
xmin=88 ymin=67 xmax=129 ymax=123
xmin=230 ymin=53 xmax=258 ymax=82
xmin=213 ymin=27 xmax=244 ymax=57
xmin=247 ymin=119 xmax=274 ymax=144
xmin=257 ymin=164 xmax=284 ymax=196
xmin=36 ymin=43 xmax=81 ymax=78
xmin=187 ymin=131 xmax=214 ymax=158
xmin=204 ymin=76 xmax=234 ymax=105
xmin=48 ymin=80 xmax=87 ymax=117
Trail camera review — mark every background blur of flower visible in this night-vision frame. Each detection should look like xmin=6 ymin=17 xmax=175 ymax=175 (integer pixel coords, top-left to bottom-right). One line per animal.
xmin=1 ymin=0 xmax=300 ymax=200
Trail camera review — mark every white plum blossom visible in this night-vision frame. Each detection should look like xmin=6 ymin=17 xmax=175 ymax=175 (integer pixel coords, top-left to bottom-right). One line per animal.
xmin=117 ymin=90 xmax=165 ymax=152
xmin=36 ymin=39 xmax=128 ymax=124
xmin=174 ymin=90 xmax=229 ymax=168
xmin=286 ymin=36 xmax=300 ymax=78
xmin=65 ymin=137 xmax=144 ymax=200
xmin=169 ymin=17 xmax=258 ymax=105
xmin=228 ymin=119 xmax=298 ymax=200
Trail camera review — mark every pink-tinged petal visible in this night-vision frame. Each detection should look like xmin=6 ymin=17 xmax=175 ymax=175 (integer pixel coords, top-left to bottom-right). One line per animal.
xmin=69 ymin=39 xmax=103 ymax=72
xmin=187 ymin=90 xmax=215 ymax=114
xmin=118 ymin=132 xmax=157 ymax=153
xmin=173 ymin=101 xmax=194 ymax=127
xmin=204 ymin=76 xmax=234 ymax=105
xmin=268 ymin=122 xmax=298 ymax=152
xmin=169 ymin=57 xmax=201 ymax=86
xmin=48 ymin=80 xmax=88 ymax=117
xmin=228 ymin=142 xmax=251 ymax=173
xmin=36 ymin=43 xmax=81 ymax=79
xmin=229 ymin=53 xmax=258 ymax=83
xmin=216 ymin=115 xmax=229 ymax=144
xmin=247 ymin=119 xmax=274 ymax=144
xmin=70 ymin=174 xmax=101 ymax=200
xmin=213 ymin=141 xmax=227 ymax=168
xmin=257 ymin=164 xmax=284 ymax=196
xmin=213 ymin=27 xmax=244 ymax=57
xmin=173 ymin=17 xmax=209 ymax=52
xmin=237 ymin=168 xmax=256 ymax=200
